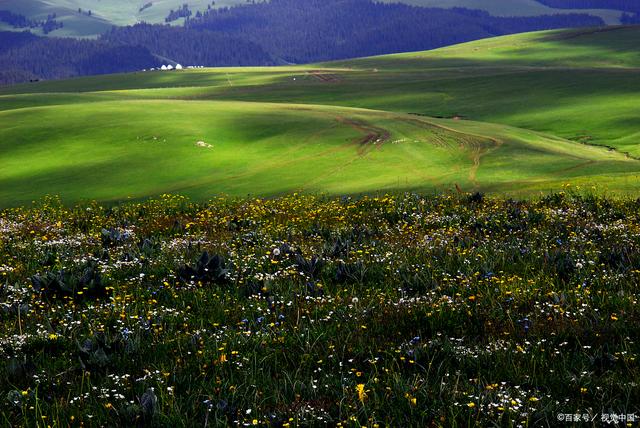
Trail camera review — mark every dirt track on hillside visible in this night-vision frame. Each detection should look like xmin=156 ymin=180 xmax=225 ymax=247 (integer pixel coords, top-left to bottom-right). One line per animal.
xmin=308 ymin=71 xmax=343 ymax=83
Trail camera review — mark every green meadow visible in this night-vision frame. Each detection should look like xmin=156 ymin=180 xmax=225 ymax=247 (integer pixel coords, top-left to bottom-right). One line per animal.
xmin=2 ymin=26 xmax=640 ymax=205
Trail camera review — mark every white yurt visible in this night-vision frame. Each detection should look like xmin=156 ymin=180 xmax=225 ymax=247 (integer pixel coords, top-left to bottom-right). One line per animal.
xmin=160 ymin=65 xmax=168 ymax=70
xmin=175 ymin=64 xmax=183 ymax=70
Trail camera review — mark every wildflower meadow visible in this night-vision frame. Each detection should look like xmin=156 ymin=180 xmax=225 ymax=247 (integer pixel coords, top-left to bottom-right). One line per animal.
xmin=0 ymin=191 xmax=638 ymax=426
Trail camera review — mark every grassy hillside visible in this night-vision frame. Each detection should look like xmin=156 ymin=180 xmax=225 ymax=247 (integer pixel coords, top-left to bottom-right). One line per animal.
xmin=0 ymin=0 xmax=626 ymax=37
xmin=0 ymin=0 xmax=241 ymax=37
xmin=2 ymin=26 xmax=640 ymax=205
xmin=4 ymin=99 xmax=635 ymax=206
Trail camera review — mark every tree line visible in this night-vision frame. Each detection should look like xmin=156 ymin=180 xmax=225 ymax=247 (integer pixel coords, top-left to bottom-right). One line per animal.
xmin=0 ymin=31 xmax=157 ymax=85
xmin=0 ymin=10 xmax=63 ymax=34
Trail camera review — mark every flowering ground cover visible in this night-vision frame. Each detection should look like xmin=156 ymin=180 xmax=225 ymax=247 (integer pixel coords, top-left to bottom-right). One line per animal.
xmin=0 ymin=191 xmax=638 ymax=426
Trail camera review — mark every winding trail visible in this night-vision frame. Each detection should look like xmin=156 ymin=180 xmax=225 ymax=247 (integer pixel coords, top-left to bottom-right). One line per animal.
xmin=298 ymin=116 xmax=392 ymax=190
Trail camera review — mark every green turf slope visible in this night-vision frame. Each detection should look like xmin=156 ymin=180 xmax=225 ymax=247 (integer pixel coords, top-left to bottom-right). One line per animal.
xmin=210 ymin=26 xmax=640 ymax=156
xmin=331 ymin=26 xmax=640 ymax=155
xmin=0 ymin=99 xmax=637 ymax=206
xmin=1 ymin=26 xmax=640 ymax=205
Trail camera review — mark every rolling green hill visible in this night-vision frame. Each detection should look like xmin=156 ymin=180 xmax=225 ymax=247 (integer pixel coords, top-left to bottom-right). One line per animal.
xmin=0 ymin=0 xmax=627 ymax=38
xmin=1 ymin=26 xmax=640 ymax=205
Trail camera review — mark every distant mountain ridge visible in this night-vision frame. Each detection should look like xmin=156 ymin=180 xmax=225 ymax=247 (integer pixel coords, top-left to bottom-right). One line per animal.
xmin=0 ymin=0 xmax=611 ymax=85
xmin=0 ymin=0 xmax=631 ymax=38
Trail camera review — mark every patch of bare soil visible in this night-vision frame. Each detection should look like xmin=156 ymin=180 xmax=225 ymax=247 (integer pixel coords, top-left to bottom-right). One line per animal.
xmin=336 ymin=117 xmax=391 ymax=156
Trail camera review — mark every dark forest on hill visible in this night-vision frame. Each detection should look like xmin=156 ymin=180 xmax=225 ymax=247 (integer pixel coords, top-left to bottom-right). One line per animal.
xmin=185 ymin=0 xmax=604 ymax=63
xmin=0 ymin=0 xmax=605 ymax=85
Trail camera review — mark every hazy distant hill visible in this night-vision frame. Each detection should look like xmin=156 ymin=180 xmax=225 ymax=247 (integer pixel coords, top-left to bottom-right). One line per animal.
xmin=0 ymin=0 xmax=629 ymax=38
xmin=383 ymin=0 xmax=623 ymax=23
